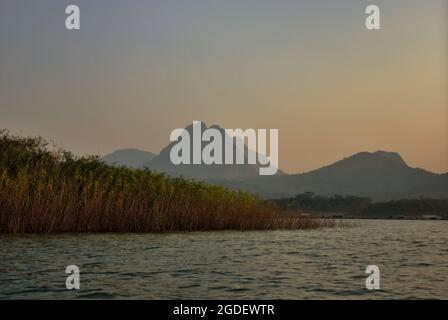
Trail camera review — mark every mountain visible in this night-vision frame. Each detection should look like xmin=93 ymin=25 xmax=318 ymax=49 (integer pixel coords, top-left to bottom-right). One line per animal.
xmin=145 ymin=122 xmax=283 ymax=181
xmin=109 ymin=122 xmax=447 ymax=201
xmin=229 ymin=151 xmax=448 ymax=201
xmin=102 ymin=149 xmax=156 ymax=169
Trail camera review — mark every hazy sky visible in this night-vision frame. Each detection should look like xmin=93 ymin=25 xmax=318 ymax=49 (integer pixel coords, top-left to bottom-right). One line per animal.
xmin=1 ymin=0 xmax=447 ymax=173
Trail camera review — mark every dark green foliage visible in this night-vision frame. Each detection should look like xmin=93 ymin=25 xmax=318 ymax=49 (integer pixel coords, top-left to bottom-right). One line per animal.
xmin=363 ymin=198 xmax=448 ymax=216
xmin=274 ymin=192 xmax=371 ymax=213
xmin=274 ymin=191 xmax=448 ymax=217
xmin=0 ymin=130 xmax=333 ymax=233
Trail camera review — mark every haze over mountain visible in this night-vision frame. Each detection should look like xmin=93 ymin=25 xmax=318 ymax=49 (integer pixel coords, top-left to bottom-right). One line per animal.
xmin=102 ymin=149 xmax=156 ymax=169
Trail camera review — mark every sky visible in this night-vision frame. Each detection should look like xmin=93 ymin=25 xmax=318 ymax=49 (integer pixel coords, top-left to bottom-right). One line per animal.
xmin=0 ymin=0 xmax=447 ymax=173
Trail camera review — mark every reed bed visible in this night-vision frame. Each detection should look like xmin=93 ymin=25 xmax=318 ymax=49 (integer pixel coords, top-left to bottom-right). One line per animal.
xmin=0 ymin=130 xmax=334 ymax=233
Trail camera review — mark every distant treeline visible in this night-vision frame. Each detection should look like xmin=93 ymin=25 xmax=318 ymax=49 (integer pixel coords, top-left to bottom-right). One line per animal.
xmin=363 ymin=198 xmax=448 ymax=216
xmin=274 ymin=192 xmax=448 ymax=217
xmin=0 ymin=130 xmax=333 ymax=233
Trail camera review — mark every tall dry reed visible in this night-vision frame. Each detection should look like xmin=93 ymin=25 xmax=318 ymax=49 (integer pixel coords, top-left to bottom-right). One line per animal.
xmin=0 ymin=130 xmax=334 ymax=233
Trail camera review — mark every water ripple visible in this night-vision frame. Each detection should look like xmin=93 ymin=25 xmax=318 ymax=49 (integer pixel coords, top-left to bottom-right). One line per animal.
xmin=0 ymin=220 xmax=447 ymax=299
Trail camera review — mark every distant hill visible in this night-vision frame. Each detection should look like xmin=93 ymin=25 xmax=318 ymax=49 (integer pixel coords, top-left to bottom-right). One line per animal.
xmin=102 ymin=149 xmax=156 ymax=168
xmin=231 ymin=151 xmax=448 ymax=201
xmin=108 ymin=122 xmax=448 ymax=201
xmin=145 ymin=122 xmax=283 ymax=180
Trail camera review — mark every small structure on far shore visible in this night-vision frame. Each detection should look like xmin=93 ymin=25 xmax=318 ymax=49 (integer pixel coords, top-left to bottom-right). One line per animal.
xmin=421 ymin=215 xmax=442 ymax=220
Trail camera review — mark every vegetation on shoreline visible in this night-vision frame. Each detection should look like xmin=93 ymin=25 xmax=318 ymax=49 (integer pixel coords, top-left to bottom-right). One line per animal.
xmin=0 ymin=130 xmax=334 ymax=233
xmin=274 ymin=192 xmax=448 ymax=218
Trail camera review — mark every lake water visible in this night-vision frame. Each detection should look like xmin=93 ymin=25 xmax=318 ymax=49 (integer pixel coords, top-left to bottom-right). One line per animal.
xmin=0 ymin=220 xmax=447 ymax=299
